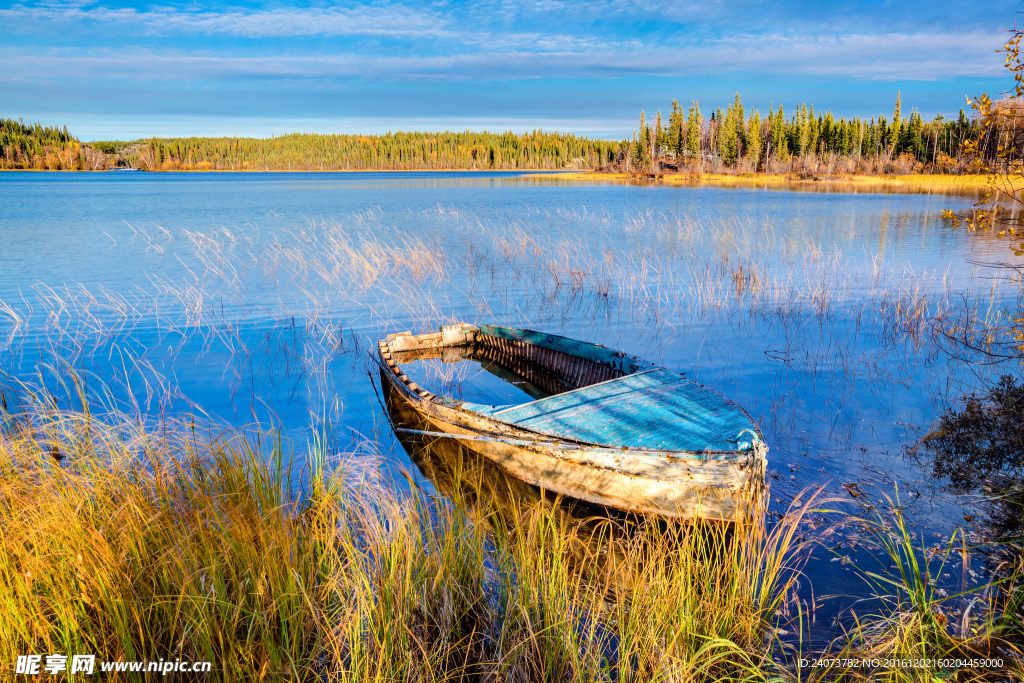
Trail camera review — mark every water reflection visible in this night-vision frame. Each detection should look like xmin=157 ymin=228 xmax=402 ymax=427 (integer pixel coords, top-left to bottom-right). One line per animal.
xmin=919 ymin=375 xmax=1024 ymax=634
xmin=923 ymin=374 xmax=1024 ymax=548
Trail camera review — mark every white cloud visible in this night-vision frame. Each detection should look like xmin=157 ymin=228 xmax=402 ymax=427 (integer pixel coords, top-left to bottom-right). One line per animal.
xmin=0 ymin=0 xmax=1008 ymax=88
xmin=0 ymin=4 xmax=449 ymax=38
xmin=0 ymin=29 xmax=1004 ymax=83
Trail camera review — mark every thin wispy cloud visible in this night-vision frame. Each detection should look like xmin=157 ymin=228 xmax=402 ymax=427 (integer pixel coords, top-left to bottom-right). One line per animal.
xmin=1 ymin=30 xmax=1002 ymax=81
xmin=1 ymin=4 xmax=449 ymax=37
xmin=0 ymin=0 xmax=1015 ymax=136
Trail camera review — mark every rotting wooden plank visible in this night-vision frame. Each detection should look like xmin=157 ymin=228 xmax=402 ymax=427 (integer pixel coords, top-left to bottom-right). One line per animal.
xmin=474 ymin=333 xmax=581 ymax=398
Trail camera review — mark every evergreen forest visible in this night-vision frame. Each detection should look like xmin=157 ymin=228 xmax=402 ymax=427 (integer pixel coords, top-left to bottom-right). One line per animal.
xmin=2 ymin=91 xmax=1017 ymax=174
xmin=0 ymin=122 xmax=617 ymax=171
xmin=626 ymin=92 xmax=1016 ymax=176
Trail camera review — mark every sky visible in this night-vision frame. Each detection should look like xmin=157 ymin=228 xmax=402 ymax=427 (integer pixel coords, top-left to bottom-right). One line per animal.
xmin=0 ymin=0 xmax=1019 ymax=140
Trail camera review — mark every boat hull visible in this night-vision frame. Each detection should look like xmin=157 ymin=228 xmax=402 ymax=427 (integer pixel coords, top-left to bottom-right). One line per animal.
xmin=380 ymin=363 xmax=766 ymax=522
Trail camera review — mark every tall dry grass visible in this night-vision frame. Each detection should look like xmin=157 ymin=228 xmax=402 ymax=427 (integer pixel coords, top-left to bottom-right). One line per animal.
xmin=1 ymin=208 xmax=1006 ymax=384
xmin=0 ymin=397 xmax=818 ymax=681
xmin=3 ymin=401 xmax=1020 ymax=681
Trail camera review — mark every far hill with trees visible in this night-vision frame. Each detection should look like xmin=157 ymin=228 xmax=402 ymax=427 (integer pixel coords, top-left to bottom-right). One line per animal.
xmin=1 ymin=118 xmax=111 ymax=170
xmin=0 ymin=123 xmax=619 ymax=172
xmin=1 ymin=92 xmax=1010 ymax=175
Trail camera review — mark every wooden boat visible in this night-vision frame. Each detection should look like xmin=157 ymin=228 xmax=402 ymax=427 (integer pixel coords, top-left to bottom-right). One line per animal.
xmin=377 ymin=323 xmax=767 ymax=521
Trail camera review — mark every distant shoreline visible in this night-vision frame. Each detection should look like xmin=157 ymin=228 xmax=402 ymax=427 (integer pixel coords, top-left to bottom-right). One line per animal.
xmin=1 ymin=167 xmax=988 ymax=182
xmin=522 ymin=171 xmax=994 ymax=192
xmin=0 ymin=167 xmax=566 ymax=173
xmin=0 ymin=167 xmax=995 ymax=195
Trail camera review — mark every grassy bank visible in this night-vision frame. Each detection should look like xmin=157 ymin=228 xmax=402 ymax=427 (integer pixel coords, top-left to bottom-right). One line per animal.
xmin=0 ymin=402 xmax=1020 ymax=681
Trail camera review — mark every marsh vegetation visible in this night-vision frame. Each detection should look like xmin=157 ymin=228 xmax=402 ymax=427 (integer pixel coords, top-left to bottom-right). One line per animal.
xmin=1 ymin=175 xmax=1023 ymax=678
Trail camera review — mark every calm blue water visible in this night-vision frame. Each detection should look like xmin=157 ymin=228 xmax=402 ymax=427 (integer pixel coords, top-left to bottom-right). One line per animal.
xmin=0 ymin=171 xmax=1018 ymax=640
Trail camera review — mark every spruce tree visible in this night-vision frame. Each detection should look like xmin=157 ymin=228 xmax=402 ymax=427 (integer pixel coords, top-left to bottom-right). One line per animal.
xmin=635 ymin=111 xmax=651 ymax=171
xmin=733 ymin=93 xmax=745 ymax=153
xmin=888 ymin=91 xmax=902 ymax=154
xmin=654 ymin=109 xmax=664 ymax=163
xmin=686 ymin=101 xmax=702 ymax=162
xmin=771 ymin=106 xmax=785 ymax=160
xmin=799 ymin=103 xmax=810 ymax=156
xmin=669 ymin=100 xmax=684 ymax=160
xmin=712 ymin=108 xmax=726 ymax=162
xmin=811 ymin=111 xmax=821 ymax=156
xmin=746 ymin=111 xmax=762 ymax=169
xmin=786 ymin=106 xmax=797 ymax=157
xmin=719 ymin=105 xmax=735 ymax=164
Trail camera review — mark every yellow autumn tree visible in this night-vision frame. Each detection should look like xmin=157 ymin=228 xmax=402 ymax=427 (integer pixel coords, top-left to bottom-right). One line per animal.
xmin=944 ymin=28 xmax=1024 ymax=251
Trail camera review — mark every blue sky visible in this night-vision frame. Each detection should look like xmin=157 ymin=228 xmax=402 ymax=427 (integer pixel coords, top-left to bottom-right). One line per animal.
xmin=0 ymin=0 xmax=1018 ymax=140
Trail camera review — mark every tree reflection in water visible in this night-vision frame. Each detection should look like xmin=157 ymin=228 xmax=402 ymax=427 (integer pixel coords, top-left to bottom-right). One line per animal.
xmin=924 ymin=374 xmax=1024 ymax=633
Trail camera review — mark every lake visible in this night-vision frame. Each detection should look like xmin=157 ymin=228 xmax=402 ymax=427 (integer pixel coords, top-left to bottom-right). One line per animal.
xmin=0 ymin=170 xmax=1018 ymax=642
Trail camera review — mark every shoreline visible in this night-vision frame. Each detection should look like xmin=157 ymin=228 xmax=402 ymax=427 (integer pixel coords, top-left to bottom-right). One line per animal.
xmin=0 ymin=167 xmax=993 ymax=182
xmin=0 ymin=167 xmax=999 ymax=195
xmin=0 ymin=167 xmax=567 ymax=173
xmin=523 ymin=171 xmax=995 ymax=192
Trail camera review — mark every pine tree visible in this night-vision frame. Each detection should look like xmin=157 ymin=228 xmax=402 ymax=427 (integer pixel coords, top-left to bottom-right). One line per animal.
xmin=780 ymin=107 xmax=791 ymax=161
xmin=652 ymin=109 xmax=664 ymax=169
xmin=686 ymin=101 xmax=702 ymax=162
xmin=888 ymin=91 xmax=902 ymax=153
xmin=799 ymin=103 xmax=810 ymax=156
xmin=902 ymin=109 xmax=922 ymax=159
xmin=770 ymin=106 xmax=784 ymax=160
xmin=668 ymin=100 xmax=685 ymax=160
xmin=711 ymin=108 xmax=724 ymax=162
xmin=786 ymin=106 xmax=797 ymax=156
xmin=654 ymin=109 xmax=664 ymax=155
xmin=720 ymin=105 xmax=738 ymax=165
xmin=733 ymin=93 xmax=745 ymax=153
xmin=746 ymin=111 xmax=762 ymax=169
xmin=809 ymin=107 xmax=820 ymax=155
xmin=634 ymin=111 xmax=651 ymax=171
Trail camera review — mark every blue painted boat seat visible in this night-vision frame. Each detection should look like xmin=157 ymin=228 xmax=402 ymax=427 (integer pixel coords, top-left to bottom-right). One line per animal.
xmin=462 ymin=368 xmax=758 ymax=454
